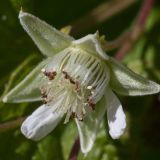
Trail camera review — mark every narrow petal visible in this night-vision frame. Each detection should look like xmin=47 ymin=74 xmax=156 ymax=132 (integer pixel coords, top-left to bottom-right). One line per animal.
xmin=2 ymin=58 xmax=50 ymax=103
xmin=19 ymin=10 xmax=74 ymax=57
xmin=21 ymin=104 xmax=62 ymax=141
xmin=105 ymin=88 xmax=126 ymax=139
xmin=75 ymin=97 xmax=106 ymax=153
xmin=108 ymin=57 xmax=160 ymax=96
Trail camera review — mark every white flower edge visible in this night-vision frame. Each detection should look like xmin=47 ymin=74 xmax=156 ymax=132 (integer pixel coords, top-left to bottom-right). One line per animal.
xmin=105 ymin=88 xmax=126 ymax=139
xmin=21 ymin=103 xmax=63 ymax=141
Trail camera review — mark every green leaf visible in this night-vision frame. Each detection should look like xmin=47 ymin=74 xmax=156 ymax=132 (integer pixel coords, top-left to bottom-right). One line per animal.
xmin=2 ymin=58 xmax=50 ymax=103
xmin=0 ymin=129 xmax=36 ymax=160
xmin=19 ymin=10 xmax=74 ymax=57
xmin=32 ymin=135 xmax=64 ymax=160
xmin=108 ymin=57 xmax=160 ymax=96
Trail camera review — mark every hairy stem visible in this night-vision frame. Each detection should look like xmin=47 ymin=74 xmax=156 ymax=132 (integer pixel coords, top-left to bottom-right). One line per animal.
xmin=68 ymin=137 xmax=80 ymax=160
xmin=115 ymin=0 xmax=155 ymax=60
xmin=101 ymin=29 xmax=132 ymax=51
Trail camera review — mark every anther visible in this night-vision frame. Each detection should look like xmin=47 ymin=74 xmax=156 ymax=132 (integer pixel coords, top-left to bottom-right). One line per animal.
xmin=79 ymin=118 xmax=84 ymax=121
xmin=87 ymin=97 xmax=95 ymax=110
xmin=41 ymin=68 xmax=45 ymax=72
xmin=62 ymin=70 xmax=75 ymax=84
xmin=62 ymin=70 xmax=69 ymax=79
xmin=87 ymin=86 xmax=92 ymax=90
xmin=75 ymin=81 xmax=80 ymax=91
xmin=42 ymin=69 xmax=57 ymax=80
xmin=40 ymin=86 xmax=49 ymax=103
xmin=41 ymin=92 xmax=47 ymax=98
xmin=69 ymin=79 xmax=75 ymax=84
xmin=43 ymin=98 xmax=48 ymax=104
xmin=71 ymin=112 xmax=77 ymax=118
xmin=48 ymin=81 xmax=52 ymax=85
xmin=91 ymin=91 xmax=94 ymax=95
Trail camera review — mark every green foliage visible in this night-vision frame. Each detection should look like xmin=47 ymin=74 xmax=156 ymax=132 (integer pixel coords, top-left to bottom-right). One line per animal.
xmin=0 ymin=0 xmax=160 ymax=160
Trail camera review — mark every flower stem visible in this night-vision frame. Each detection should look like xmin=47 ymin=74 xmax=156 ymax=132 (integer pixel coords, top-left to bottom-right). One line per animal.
xmin=68 ymin=137 xmax=80 ymax=160
xmin=115 ymin=0 xmax=155 ymax=60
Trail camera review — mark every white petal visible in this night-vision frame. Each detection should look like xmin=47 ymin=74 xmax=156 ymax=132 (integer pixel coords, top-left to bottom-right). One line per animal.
xmin=75 ymin=97 xmax=106 ymax=153
xmin=21 ymin=104 xmax=62 ymax=141
xmin=105 ymin=88 xmax=126 ymax=139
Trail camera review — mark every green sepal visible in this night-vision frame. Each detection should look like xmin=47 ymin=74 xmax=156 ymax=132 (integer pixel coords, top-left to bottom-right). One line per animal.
xmin=108 ymin=57 xmax=160 ymax=96
xmin=75 ymin=97 xmax=106 ymax=153
xmin=2 ymin=58 xmax=50 ymax=103
xmin=19 ymin=10 xmax=74 ymax=57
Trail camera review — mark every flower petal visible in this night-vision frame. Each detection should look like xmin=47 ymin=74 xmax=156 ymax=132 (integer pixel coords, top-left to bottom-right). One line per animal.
xmin=75 ymin=97 xmax=106 ymax=153
xmin=21 ymin=104 xmax=62 ymax=141
xmin=73 ymin=33 xmax=109 ymax=60
xmin=108 ymin=57 xmax=160 ymax=96
xmin=19 ymin=10 xmax=74 ymax=57
xmin=2 ymin=58 xmax=50 ymax=103
xmin=105 ymin=88 xmax=126 ymax=139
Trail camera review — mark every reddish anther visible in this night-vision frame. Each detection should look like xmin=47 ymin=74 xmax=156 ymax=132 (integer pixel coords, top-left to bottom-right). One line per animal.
xmin=43 ymin=70 xmax=57 ymax=80
xmin=62 ymin=70 xmax=76 ymax=84
xmin=87 ymin=97 xmax=95 ymax=110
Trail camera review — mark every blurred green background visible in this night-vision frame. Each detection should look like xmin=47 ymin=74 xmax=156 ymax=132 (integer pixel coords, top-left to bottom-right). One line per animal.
xmin=0 ymin=0 xmax=160 ymax=159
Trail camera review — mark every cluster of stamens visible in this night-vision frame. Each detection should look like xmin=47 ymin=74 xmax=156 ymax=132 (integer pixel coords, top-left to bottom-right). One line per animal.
xmin=40 ymin=68 xmax=96 ymax=122
xmin=38 ymin=47 xmax=109 ymax=122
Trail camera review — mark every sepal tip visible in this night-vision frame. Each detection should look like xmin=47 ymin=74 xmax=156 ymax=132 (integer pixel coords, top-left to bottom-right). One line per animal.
xmin=2 ymin=96 xmax=7 ymax=103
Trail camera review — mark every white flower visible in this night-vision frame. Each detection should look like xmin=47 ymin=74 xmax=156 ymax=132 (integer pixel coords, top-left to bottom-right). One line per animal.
xmin=3 ymin=10 xmax=160 ymax=154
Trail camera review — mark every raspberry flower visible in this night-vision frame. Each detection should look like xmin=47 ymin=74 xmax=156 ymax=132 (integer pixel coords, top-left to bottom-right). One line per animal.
xmin=3 ymin=10 xmax=160 ymax=153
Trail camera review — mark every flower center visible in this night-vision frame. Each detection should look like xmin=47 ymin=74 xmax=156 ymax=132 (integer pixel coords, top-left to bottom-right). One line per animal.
xmin=40 ymin=47 xmax=109 ymax=123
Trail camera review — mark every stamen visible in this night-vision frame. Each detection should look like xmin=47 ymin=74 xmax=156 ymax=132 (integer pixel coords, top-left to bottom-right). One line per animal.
xmin=62 ymin=70 xmax=75 ymax=84
xmin=48 ymin=81 xmax=52 ymax=85
xmin=91 ymin=91 xmax=94 ymax=95
xmin=70 ymin=79 xmax=75 ymax=84
xmin=41 ymin=68 xmax=45 ymax=72
xmin=39 ymin=47 xmax=109 ymax=123
xmin=43 ymin=98 xmax=48 ymax=104
xmin=87 ymin=85 xmax=92 ymax=90
xmin=42 ymin=69 xmax=57 ymax=80
xmin=79 ymin=118 xmax=84 ymax=121
xmin=87 ymin=96 xmax=95 ymax=110
xmin=41 ymin=92 xmax=47 ymax=98
xmin=62 ymin=70 xmax=69 ymax=79
xmin=71 ymin=112 xmax=77 ymax=118
xmin=40 ymin=87 xmax=48 ymax=104
xmin=75 ymin=81 xmax=80 ymax=91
